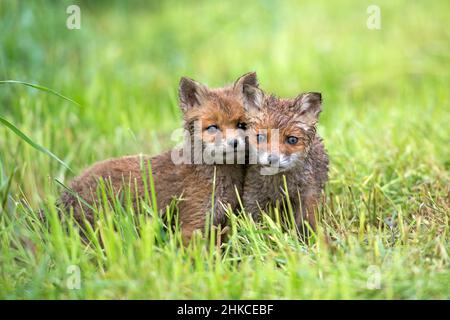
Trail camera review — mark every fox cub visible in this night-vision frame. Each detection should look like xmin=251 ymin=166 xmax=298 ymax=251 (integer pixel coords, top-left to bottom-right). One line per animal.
xmin=60 ymin=72 xmax=260 ymax=243
xmin=242 ymin=85 xmax=329 ymax=233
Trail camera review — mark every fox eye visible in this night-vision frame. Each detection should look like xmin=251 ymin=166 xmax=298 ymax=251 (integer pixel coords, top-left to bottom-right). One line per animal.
xmin=237 ymin=122 xmax=247 ymax=130
xmin=256 ymin=134 xmax=266 ymax=143
xmin=206 ymin=125 xmax=219 ymax=133
xmin=286 ymin=136 xmax=298 ymax=145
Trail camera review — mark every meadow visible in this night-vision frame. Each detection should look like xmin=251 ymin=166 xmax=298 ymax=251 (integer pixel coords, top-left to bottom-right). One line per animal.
xmin=0 ymin=0 xmax=449 ymax=299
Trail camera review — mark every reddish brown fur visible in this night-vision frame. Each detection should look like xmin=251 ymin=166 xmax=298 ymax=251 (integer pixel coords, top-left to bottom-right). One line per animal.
xmin=243 ymin=90 xmax=329 ymax=235
xmin=60 ymin=72 xmax=258 ymax=244
xmin=61 ymin=152 xmax=243 ymax=243
xmin=185 ymin=91 xmax=247 ymax=145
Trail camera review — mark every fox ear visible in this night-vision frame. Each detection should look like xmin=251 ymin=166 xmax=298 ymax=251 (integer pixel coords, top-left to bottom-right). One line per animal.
xmin=179 ymin=77 xmax=209 ymax=111
xmin=294 ymin=92 xmax=322 ymax=124
xmin=233 ymin=72 xmax=263 ymax=111
xmin=233 ymin=71 xmax=259 ymax=89
xmin=242 ymin=84 xmax=264 ymax=112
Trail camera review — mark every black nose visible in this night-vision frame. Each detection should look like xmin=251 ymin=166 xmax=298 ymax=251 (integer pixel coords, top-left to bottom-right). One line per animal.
xmin=229 ymin=139 xmax=239 ymax=149
xmin=268 ymin=154 xmax=279 ymax=164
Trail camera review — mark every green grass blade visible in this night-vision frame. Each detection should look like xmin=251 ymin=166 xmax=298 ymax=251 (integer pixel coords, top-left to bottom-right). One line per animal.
xmin=0 ymin=80 xmax=80 ymax=106
xmin=0 ymin=116 xmax=72 ymax=172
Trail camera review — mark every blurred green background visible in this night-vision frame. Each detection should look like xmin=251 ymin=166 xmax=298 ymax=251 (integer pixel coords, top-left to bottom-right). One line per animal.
xmin=1 ymin=0 xmax=449 ymax=203
xmin=0 ymin=0 xmax=449 ymax=299
xmin=2 ymin=1 xmax=449 ymax=155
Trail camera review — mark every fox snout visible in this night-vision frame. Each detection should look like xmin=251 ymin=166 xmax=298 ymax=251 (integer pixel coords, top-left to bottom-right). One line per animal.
xmin=258 ymin=152 xmax=281 ymax=166
xmin=209 ymin=129 xmax=245 ymax=152
xmin=225 ymin=131 xmax=246 ymax=151
xmin=257 ymin=152 xmax=280 ymax=166
xmin=267 ymin=154 xmax=279 ymax=165
xmin=200 ymin=129 xmax=247 ymax=164
xmin=227 ymin=138 xmax=239 ymax=149
xmin=257 ymin=150 xmax=302 ymax=171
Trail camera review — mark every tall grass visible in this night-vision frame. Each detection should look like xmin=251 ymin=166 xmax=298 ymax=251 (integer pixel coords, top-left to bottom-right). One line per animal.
xmin=0 ymin=0 xmax=449 ymax=299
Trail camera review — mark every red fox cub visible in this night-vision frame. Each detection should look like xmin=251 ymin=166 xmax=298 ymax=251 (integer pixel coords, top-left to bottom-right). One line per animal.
xmin=241 ymin=85 xmax=329 ymax=234
xmin=60 ymin=72 xmax=260 ymax=244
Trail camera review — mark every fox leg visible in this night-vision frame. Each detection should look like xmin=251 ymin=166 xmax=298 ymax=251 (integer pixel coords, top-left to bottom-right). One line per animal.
xmin=241 ymin=193 xmax=263 ymax=221
xmin=179 ymin=196 xmax=226 ymax=245
xmin=295 ymin=194 xmax=318 ymax=236
xmin=179 ymin=213 xmax=206 ymax=245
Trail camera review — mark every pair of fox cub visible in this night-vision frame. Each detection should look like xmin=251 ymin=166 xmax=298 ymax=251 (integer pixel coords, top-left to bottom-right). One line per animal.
xmin=60 ymin=72 xmax=329 ymax=244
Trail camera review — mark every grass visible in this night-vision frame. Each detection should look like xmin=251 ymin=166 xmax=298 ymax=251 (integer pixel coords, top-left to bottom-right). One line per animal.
xmin=0 ymin=0 xmax=449 ymax=299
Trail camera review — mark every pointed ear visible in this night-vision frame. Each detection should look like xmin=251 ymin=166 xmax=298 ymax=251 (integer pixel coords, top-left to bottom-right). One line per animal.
xmin=233 ymin=72 xmax=263 ymax=111
xmin=294 ymin=92 xmax=322 ymax=124
xmin=178 ymin=77 xmax=209 ymax=112
xmin=233 ymin=71 xmax=259 ymax=90
xmin=242 ymin=84 xmax=264 ymax=112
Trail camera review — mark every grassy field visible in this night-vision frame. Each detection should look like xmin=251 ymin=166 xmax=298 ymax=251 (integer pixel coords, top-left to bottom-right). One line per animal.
xmin=0 ymin=0 xmax=449 ymax=299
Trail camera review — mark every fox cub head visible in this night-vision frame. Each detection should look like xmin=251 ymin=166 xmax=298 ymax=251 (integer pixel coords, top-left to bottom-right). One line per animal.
xmin=243 ymin=85 xmax=322 ymax=172
xmin=178 ymin=72 xmax=260 ymax=164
